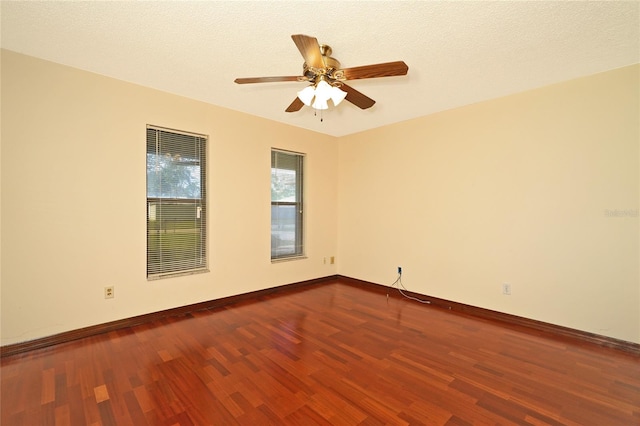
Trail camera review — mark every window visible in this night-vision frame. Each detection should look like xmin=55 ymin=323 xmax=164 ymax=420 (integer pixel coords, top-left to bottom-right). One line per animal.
xmin=147 ymin=126 xmax=207 ymax=279
xmin=271 ymin=149 xmax=304 ymax=260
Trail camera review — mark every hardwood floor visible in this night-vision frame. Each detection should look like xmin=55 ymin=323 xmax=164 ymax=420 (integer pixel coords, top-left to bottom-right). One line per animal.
xmin=2 ymin=279 xmax=639 ymax=425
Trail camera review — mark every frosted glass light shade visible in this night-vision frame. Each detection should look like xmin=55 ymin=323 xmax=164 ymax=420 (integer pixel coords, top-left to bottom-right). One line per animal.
xmin=312 ymin=98 xmax=329 ymax=110
xmin=330 ymin=86 xmax=347 ymax=105
xmin=314 ymin=80 xmax=333 ymax=102
xmin=297 ymin=86 xmax=315 ymax=106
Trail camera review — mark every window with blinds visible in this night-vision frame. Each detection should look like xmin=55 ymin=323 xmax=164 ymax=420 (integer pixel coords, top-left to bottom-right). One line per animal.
xmin=271 ymin=149 xmax=304 ymax=260
xmin=147 ymin=126 xmax=208 ymax=279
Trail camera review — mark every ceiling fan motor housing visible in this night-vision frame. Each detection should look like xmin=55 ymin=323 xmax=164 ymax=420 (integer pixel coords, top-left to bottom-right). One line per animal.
xmin=302 ymin=44 xmax=343 ymax=83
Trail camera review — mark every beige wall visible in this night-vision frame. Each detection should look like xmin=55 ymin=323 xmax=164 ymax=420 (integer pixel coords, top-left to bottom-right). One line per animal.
xmin=0 ymin=50 xmax=339 ymax=345
xmin=338 ymin=64 xmax=639 ymax=343
xmin=1 ymin=50 xmax=638 ymax=346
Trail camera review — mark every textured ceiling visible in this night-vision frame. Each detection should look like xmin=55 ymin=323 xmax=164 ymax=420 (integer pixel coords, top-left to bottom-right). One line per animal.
xmin=1 ymin=1 xmax=638 ymax=137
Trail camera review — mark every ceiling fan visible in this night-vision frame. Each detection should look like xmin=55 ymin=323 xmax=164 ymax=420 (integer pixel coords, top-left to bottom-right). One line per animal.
xmin=234 ymin=34 xmax=409 ymax=112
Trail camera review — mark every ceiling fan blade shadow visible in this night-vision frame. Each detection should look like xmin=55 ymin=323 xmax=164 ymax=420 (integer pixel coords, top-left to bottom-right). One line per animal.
xmin=285 ymin=97 xmax=304 ymax=112
xmin=341 ymin=61 xmax=408 ymax=80
xmin=234 ymin=76 xmax=301 ymax=84
xmin=341 ymin=84 xmax=375 ymax=109
xmin=291 ymin=34 xmax=324 ymax=69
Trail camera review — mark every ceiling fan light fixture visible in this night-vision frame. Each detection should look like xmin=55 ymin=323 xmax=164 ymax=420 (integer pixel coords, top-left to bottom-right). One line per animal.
xmin=297 ymin=79 xmax=347 ymax=110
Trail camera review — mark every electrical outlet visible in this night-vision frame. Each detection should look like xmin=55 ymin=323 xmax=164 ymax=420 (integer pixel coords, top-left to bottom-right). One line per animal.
xmin=398 ymin=266 xmax=402 ymax=275
xmin=330 ymin=256 xmax=335 ymax=264
xmin=105 ymin=286 xmax=114 ymax=299
xmin=502 ymin=283 xmax=511 ymax=295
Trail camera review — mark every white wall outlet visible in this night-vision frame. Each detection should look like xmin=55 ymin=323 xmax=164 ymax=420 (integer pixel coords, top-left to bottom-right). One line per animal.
xmin=502 ymin=283 xmax=511 ymax=295
xmin=105 ymin=286 xmax=114 ymax=299
xmin=330 ymin=256 xmax=335 ymax=264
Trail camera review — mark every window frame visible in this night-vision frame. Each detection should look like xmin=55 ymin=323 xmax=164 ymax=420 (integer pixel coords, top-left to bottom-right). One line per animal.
xmin=271 ymin=148 xmax=305 ymax=261
xmin=146 ymin=125 xmax=208 ymax=279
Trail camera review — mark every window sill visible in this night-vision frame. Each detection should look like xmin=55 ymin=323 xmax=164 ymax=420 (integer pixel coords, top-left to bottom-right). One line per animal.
xmin=271 ymin=256 xmax=307 ymax=264
xmin=148 ymin=268 xmax=210 ymax=281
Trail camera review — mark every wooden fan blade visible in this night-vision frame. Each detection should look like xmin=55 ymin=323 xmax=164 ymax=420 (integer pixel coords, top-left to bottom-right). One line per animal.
xmin=341 ymin=84 xmax=375 ymax=109
xmin=285 ymin=97 xmax=304 ymax=113
xmin=291 ymin=34 xmax=324 ymax=69
xmin=234 ymin=76 xmax=301 ymax=84
xmin=341 ymin=61 xmax=408 ymax=80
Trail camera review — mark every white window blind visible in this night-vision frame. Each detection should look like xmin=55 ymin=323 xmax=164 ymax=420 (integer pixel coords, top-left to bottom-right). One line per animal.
xmin=271 ymin=149 xmax=304 ymax=260
xmin=147 ymin=126 xmax=208 ymax=279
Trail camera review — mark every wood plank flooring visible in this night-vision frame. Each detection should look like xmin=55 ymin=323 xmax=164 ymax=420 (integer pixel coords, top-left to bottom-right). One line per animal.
xmin=2 ymin=279 xmax=639 ymax=425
